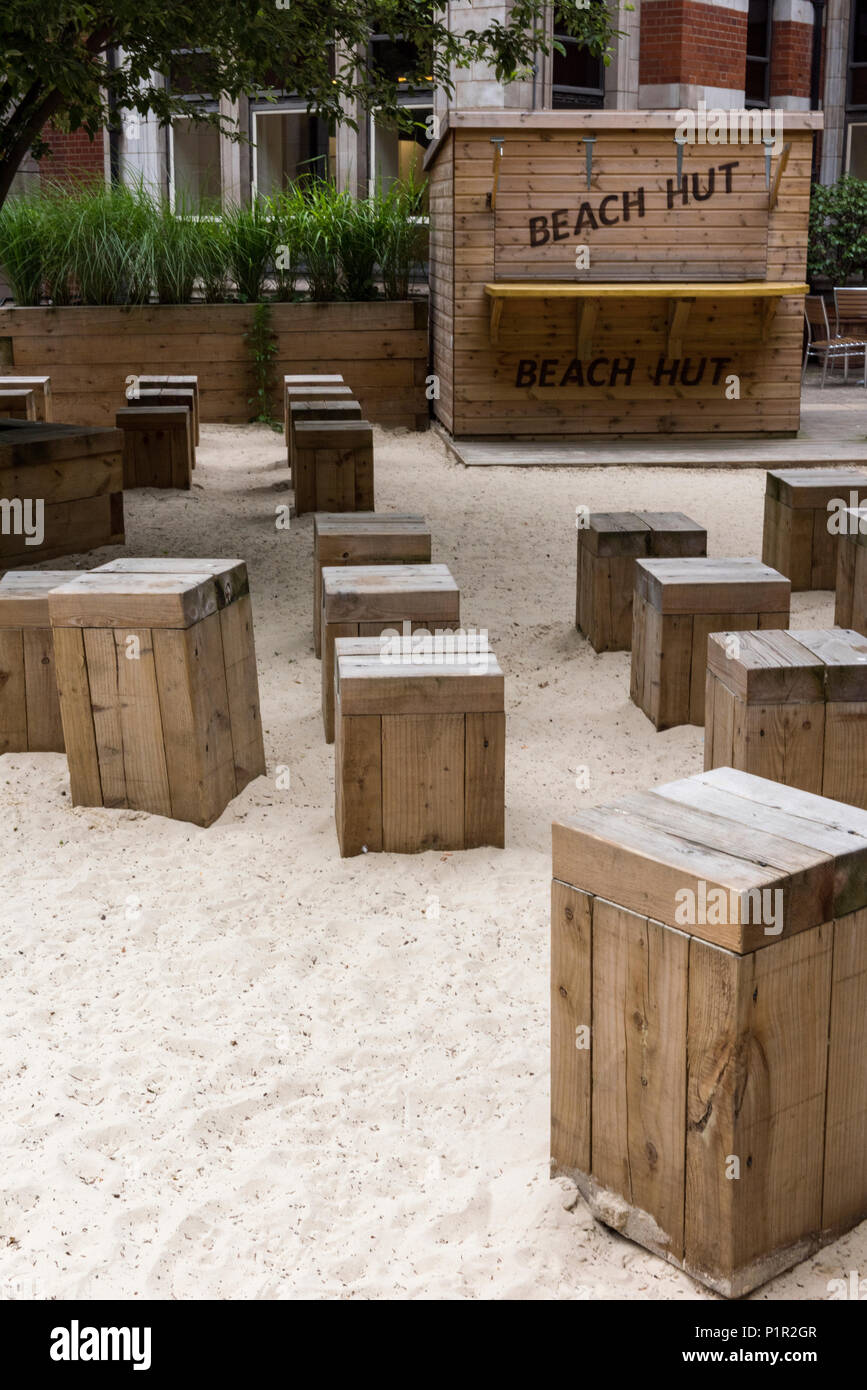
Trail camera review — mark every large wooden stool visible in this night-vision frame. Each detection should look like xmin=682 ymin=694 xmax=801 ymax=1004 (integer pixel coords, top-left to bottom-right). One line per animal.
xmin=0 ymin=376 xmax=52 ymax=421
xmin=762 ymin=468 xmax=867 ymax=590
xmin=294 ymin=419 xmax=374 ymax=516
xmin=49 ymin=559 xmax=265 ymax=825
xmin=705 ymin=627 xmax=867 ymax=808
xmin=320 ymin=563 xmax=460 ymax=743
xmin=283 ymin=374 xmax=345 ymax=443
xmin=577 ymin=511 xmax=706 ymax=652
xmin=0 ymin=389 xmax=36 ymax=420
xmin=135 ymin=375 xmax=200 ymax=446
xmin=334 ymin=635 xmax=504 ymax=856
xmin=285 ymin=382 xmax=353 ymax=443
xmin=835 ymin=505 xmax=867 ymax=634
xmin=0 ymin=423 xmax=124 ymax=566
xmin=630 ymin=557 xmax=791 ymax=729
xmin=312 ymin=512 xmax=432 ymax=657
xmin=127 ymin=389 xmax=196 ymax=471
xmin=0 ymin=570 xmax=83 ymax=753
xmin=551 ymin=765 xmax=867 ymax=1297
xmin=288 ymin=399 xmax=362 ymax=472
xmin=116 ymin=407 xmax=192 ymax=490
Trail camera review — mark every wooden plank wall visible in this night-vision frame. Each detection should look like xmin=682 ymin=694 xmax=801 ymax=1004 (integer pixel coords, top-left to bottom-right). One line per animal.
xmin=0 ymin=301 xmax=430 ymax=431
xmin=428 ymin=136 xmax=455 ymax=433
xmin=429 ymin=124 xmax=812 ymax=438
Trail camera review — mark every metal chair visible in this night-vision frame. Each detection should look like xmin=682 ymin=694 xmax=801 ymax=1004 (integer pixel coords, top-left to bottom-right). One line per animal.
xmin=803 ymin=295 xmax=867 ymax=386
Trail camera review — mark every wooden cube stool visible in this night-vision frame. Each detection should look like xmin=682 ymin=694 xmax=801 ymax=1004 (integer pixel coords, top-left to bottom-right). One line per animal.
xmin=551 ymin=765 xmax=867 ymax=1297
xmin=334 ymin=635 xmax=504 ymax=856
xmin=0 ymin=389 xmax=36 ymax=421
xmin=630 ymin=557 xmax=791 ymax=729
xmin=320 ymin=563 xmax=460 ymax=743
xmin=577 ymin=511 xmax=707 ymax=652
xmin=0 ymin=376 xmax=52 ymax=421
xmin=294 ymin=420 xmax=374 ymax=517
xmin=283 ymin=374 xmax=345 ymax=442
xmin=312 ymin=512 xmax=432 ymax=657
xmin=285 ymin=382 xmax=353 ymax=444
xmin=127 ymin=390 xmax=196 ymax=471
xmin=288 ymin=399 xmax=362 ymax=473
xmin=116 ymin=407 xmax=192 ymax=490
xmin=762 ymin=468 xmax=867 ymax=590
xmin=835 ymin=505 xmax=867 ymax=634
xmin=0 ymin=423 xmax=124 ymax=566
xmin=705 ymin=628 xmax=867 ymax=808
xmin=0 ymin=569 xmax=83 ymax=753
xmin=135 ymin=375 xmax=200 ymax=446
xmin=49 ymin=558 xmax=266 ymax=826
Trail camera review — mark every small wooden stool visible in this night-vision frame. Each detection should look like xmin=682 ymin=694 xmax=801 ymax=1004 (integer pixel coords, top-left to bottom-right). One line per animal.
xmin=705 ymin=628 xmax=867 ymax=808
xmin=126 ymin=389 xmax=196 ymax=471
xmin=320 ymin=563 xmax=460 ymax=743
xmin=0 ymin=376 xmax=52 ymax=421
xmin=0 ymin=389 xmax=36 ymax=421
xmin=0 ymin=569 xmax=83 ymax=753
xmin=334 ymin=635 xmax=504 ymax=856
xmin=283 ymin=375 xmax=345 ymax=443
xmin=294 ymin=420 xmax=374 ymax=517
xmin=312 ymin=512 xmax=432 ymax=657
xmin=135 ymin=375 xmax=200 ymax=446
xmin=551 ymin=765 xmax=867 ymax=1297
xmin=116 ymin=407 xmax=192 ymax=490
xmin=576 ymin=511 xmax=706 ymax=652
xmin=0 ymin=423 xmax=124 ymax=566
xmin=49 ymin=559 xmax=266 ymax=826
xmin=284 ymin=382 xmax=353 ymax=445
xmin=288 ymin=400 xmax=362 ymax=472
xmin=630 ymin=557 xmax=790 ymax=729
xmin=762 ymin=468 xmax=867 ymax=590
xmin=835 ymin=505 xmax=867 ymax=634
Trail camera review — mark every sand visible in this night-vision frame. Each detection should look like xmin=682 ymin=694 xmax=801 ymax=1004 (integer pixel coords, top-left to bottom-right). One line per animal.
xmin=1 ymin=422 xmax=863 ymax=1302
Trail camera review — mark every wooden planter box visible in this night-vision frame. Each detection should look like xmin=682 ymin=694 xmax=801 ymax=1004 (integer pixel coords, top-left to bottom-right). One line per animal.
xmin=705 ymin=628 xmax=867 ymax=808
xmin=0 ymin=302 xmax=429 ymax=431
xmin=551 ymin=766 xmax=867 ymax=1297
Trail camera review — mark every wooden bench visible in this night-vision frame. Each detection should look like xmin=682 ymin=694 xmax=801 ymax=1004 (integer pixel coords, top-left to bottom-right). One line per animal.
xmin=49 ymin=559 xmax=266 ymax=825
xmin=762 ymin=468 xmax=867 ymax=590
xmin=335 ymin=635 xmax=504 ymax=856
xmin=126 ymin=389 xmax=196 ymax=471
xmin=551 ymin=765 xmax=867 ymax=1296
xmin=835 ymin=505 xmax=867 ymax=634
xmin=134 ymin=375 xmax=200 ymax=446
xmin=630 ymin=557 xmax=791 ymax=729
xmin=116 ymin=407 xmax=192 ymax=490
xmin=0 ymin=389 xmax=36 ymax=421
xmin=0 ymin=376 xmax=52 ymax=421
xmin=320 ymin=563 xmax=461 ymax=743
xmin=283 ymin=374 xmax=345 ymax=443
xmin=0 ymin=423 xmax=124 ymax=566
xmin=0 ymin=570 xmax=84 ymax=753
xmin=288 ymin=399 xmax=362 ymax=473
xmin=293 ymin=420 xmax=374 ymax=517
xmin=312 ymin=512 xmax=432 ymax=657
xmin=577 ymin=511 xmax=706 ymax=652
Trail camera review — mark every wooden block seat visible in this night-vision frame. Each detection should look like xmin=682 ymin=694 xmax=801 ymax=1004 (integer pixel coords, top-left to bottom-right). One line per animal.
xmin=283 ymin=375 xmax=345 ymax=443
xmin=312 ymin=512 xmax=432 ymax=657
xmin=284 ymin=382 xmax=353 ymax=445
xmin=0 ymin=389 xmax=36 ymax=420
xmin=116 ymin=407 xmax=192 ymax=490
xmin=294 ymin=419 xmax=374 ymax=517
xmin=288 ymin=399 xmax=362 ymax=472
xmin=705 ymin=628 xmax=867 ymax=808
xmin=762 ymin=468 xmax=867 ymax=590
xmin=49 ymin=558 xmax=266 ymax=826
xmin=335 ymin=635 xmax=504 ymax=856
xmin=134 ymin=375 xmax=200 ymax=445
xmin=0 ymin=376 xmax=52 ymax=421
xmin=126 ymin=389 xmax=196 ymax=470
xmin=835 ymin=505 xmax=867 ymax=635
xmin=630 ymin=557 xmax=791 ymax=729
xmin=321 ymin=563 xmax=461 ymax=743
xmin=0 ymin=422 xmax=124 ymax=566
xmin=551 ymin=765 xmax=867 ymax=1297
xmin=0 ymin=569 xmax=84 ymax=753
xmin=577 ymin=511 xmax=706 ymax=652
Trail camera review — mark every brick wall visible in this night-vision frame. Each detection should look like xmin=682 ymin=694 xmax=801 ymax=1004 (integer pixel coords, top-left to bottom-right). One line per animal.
xmin=38 ymin=126 xmax=107 ymax=184
xmin=640 ymin=1 xmax=749 ymax=90
xmin=770 ymin=21 xmax=814 ymax=101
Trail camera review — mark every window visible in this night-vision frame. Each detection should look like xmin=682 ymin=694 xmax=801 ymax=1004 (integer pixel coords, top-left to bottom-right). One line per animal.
xmin=552 ymin=5 xmax=604 ymax=109
xmin=169 ymin=117 xmax=222 ymax=208
xmin=745 ymin=0 xmax=772 ymax=107
xmin=845 ymin=122 xmax=867 ymax=176
xmin=849 ymin=0 xmax=867 ymax=108
xmin=252 ymin=109 xmax=335 ymax=198
xmin=369 ymin=106 xmax=431 ymax=202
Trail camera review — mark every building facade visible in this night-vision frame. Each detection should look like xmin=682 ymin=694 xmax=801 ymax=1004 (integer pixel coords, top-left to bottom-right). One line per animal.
xmin=16 ymin=1 xmax=867 ymax=200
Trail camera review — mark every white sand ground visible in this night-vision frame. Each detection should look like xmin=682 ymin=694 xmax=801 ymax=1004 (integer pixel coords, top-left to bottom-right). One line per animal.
xmin=1 ymin=423 xmax=864 ymax=1302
